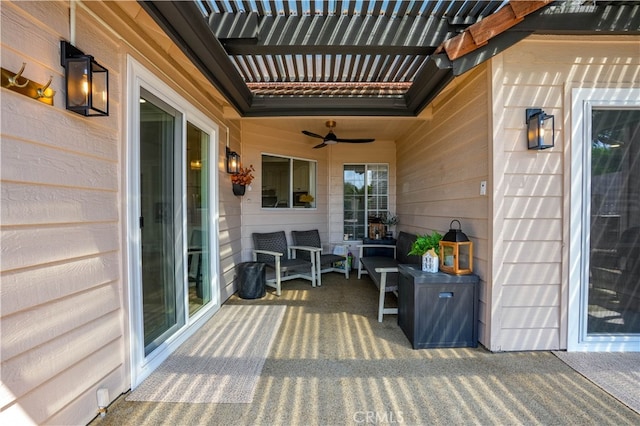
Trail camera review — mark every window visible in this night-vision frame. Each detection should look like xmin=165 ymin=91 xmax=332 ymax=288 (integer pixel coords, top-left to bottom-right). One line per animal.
xmin=344 ymin=164 xmax=389 ymax=240
xmin=261 ymin=154 xmax=317 ymax=208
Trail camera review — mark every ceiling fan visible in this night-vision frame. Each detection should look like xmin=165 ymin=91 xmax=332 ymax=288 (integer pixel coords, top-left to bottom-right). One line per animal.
xmin=302 ymin=120 xmax=375 ymax=149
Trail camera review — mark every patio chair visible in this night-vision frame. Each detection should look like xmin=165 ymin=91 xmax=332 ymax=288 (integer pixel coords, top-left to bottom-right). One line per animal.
xmin=252 ymin=231 xmax=318 ymax=296
xmin=291 ymin=230 xmax=349 ymax=286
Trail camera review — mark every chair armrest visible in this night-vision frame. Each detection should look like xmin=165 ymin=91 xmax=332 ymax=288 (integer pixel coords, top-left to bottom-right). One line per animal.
xmin=289 ymin=245 xmax=321 ymax=253
xmin=253 ymin=249 xmax=283 ymax=259
xmin=289 ymin=245 xmax=321 ymax=261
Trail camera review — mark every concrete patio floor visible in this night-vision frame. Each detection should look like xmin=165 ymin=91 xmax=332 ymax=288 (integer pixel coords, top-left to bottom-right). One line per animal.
xmin=91 ymin=273 xmax=640 ymax=425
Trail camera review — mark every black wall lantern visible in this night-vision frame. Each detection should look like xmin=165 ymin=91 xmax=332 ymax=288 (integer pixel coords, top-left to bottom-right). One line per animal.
xmin=226 ymin=146 xmax=240 ymax=174
xmin=60 ymin=41 xmax=109 ymax=117
xmin=526 ymin=108 xmax=554 ymax=150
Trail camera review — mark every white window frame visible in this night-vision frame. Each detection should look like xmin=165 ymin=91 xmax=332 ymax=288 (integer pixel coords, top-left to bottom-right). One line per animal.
xmin=343 ymin=163 xmax=390 ymax=241
xmin=569 ymin=87 xmax=640 ymax=352
xmin=126 ymin=56 xmax=221 ymax=387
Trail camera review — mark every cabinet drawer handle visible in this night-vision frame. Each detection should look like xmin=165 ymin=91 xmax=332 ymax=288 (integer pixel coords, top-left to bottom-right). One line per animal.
xmin=439 ymin=292 xmax=454 ymax=298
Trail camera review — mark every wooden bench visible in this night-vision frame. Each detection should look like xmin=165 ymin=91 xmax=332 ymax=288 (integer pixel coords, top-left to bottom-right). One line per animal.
xmin=358 ymin=231 xmax=419 ymax=322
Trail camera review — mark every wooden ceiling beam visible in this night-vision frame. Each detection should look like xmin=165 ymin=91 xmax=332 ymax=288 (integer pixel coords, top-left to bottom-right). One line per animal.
xmin=438 ymin=1 xmax=552 ymax=61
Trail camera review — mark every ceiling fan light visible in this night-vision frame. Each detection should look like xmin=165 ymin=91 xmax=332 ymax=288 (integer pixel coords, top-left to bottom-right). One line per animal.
xmin=302 ymin=120 xmax=375 ymax=148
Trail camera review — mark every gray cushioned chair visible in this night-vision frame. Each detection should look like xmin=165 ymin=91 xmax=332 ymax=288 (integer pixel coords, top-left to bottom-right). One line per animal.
xmin=252 ymin=231 xmax=318 ymax=296
xmin=291 ymin=230 xmax=349 ymax=286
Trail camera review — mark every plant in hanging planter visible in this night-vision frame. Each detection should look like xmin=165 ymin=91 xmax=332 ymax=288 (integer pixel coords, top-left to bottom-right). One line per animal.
xmin=231 ymin=164 xmax=255 ymax=186
xmin=231 ymin=164 xmax=254 ymax=196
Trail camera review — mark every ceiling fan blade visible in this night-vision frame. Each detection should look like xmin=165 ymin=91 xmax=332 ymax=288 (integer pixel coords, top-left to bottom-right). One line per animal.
xmin=335 ymin=138 xmax=376 ymax=143
xmin=313 ymin=142 xmax=327 ymax=149
xmin=302 ymin=130 xmax=324 ymax=139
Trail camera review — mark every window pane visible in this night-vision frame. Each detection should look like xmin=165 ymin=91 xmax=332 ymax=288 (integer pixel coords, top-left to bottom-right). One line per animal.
xmin=293 ymin=159 xmax=316 ymax=208
xmin=262 ymin=154 xmax=316 ymax=208
xmin=262 ymin=155 xmax=290 ymax=207
xmin=344 ymin=164 xmax=389 ymax=240
xmin=139 ymin=93 xmax=180 ymax=355
xmin=344 ymin=165 xmax=365 ymax=240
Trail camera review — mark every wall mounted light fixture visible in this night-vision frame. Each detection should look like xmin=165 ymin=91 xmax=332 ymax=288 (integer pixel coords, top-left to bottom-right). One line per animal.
xmin=526 ymin=108 xmax=554 ymax=150
xmin=226 ymin=146 xmax=240 ymax=174
xmin=60 ymin=41 xmax=109 ymax=116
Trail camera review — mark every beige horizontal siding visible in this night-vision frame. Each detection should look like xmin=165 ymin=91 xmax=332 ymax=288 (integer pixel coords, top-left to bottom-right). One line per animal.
xmin=499 ymin=329 xmax=561 ymax=352
xmin=489 ymin=35 xmax=640 ymax=351
xmin=397 ymin=64 xmax=490 ymax=346
xmin=1 ymin=0 xmax=237 ymax=423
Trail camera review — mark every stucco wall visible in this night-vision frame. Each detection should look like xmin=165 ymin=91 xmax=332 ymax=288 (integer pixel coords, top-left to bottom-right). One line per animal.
xmin=1 ymin=1 xmax=239 ymax=424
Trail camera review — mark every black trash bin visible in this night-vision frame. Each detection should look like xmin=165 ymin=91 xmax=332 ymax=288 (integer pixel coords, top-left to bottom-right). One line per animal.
xmin=237 ymin=261 xmax=266 ymax=299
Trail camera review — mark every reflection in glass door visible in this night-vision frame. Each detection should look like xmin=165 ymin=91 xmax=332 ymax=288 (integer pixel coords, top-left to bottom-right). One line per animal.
xmin=186 ymin=122 xmax=210 ymax=316
xmin=587 ymin=109 xmax=640 ymax=336
xmin=139 ymin=91 xmax=184 ymax=355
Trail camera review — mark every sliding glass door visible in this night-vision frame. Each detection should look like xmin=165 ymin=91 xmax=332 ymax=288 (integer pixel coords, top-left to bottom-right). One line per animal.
xmin=128 ymin=58 xmax=219 ymax=387
xmin=570 ymin=87 xmax=640 ymax=351
xmin=139 ymin=91 xmax=184 ymax=355
xmin=587 ymin=109 xmax=640 ymax=336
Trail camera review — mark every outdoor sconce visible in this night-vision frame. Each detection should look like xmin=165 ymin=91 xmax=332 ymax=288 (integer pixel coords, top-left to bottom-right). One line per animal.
xmin=60 ymin=41 xmax=109 ymax=116
xmin=526 ymin=108 xmax=554 ymax=150
xmin=439 ymin=220 xmax=473 ymax=275
xmin=226 ymin=146 xmax=240 ymax=174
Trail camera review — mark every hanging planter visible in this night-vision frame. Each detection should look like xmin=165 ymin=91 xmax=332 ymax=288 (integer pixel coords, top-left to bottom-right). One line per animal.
xmin=232 ymin=183 xmax=246 ymax=196
xmin=230 ymin=164 xmax=254 ymax=197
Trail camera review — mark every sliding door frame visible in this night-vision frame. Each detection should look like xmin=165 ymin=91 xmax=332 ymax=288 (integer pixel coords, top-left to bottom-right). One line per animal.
xmin=568 ymin=87 xmax=640 ymax=352
xmin=126 ymin=56 xmax=221 ymax=387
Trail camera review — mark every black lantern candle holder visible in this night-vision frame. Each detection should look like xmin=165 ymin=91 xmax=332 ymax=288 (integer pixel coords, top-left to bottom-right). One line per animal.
xmin=439 ymin=220 xmax=473 ymax=275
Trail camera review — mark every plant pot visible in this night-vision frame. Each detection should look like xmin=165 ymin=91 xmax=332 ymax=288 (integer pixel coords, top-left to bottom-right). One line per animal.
xmin=232 ymin=183 xmax=246 ymax=196
xmin=422 ymin=252 xmax=439 ymax=273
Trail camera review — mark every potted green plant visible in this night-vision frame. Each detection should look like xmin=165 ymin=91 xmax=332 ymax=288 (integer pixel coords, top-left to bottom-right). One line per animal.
xmin=408 ymin=231 xmax=443 ymax=272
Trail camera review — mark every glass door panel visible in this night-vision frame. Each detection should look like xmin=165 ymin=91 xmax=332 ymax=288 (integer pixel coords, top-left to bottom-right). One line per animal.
xmin=587 ymin=109 xmax=640 ymax=335
xmin=139 ymin=91 xmax=184 ymax=355
xmin=186 ymin=122 xmax=210 ymax=316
